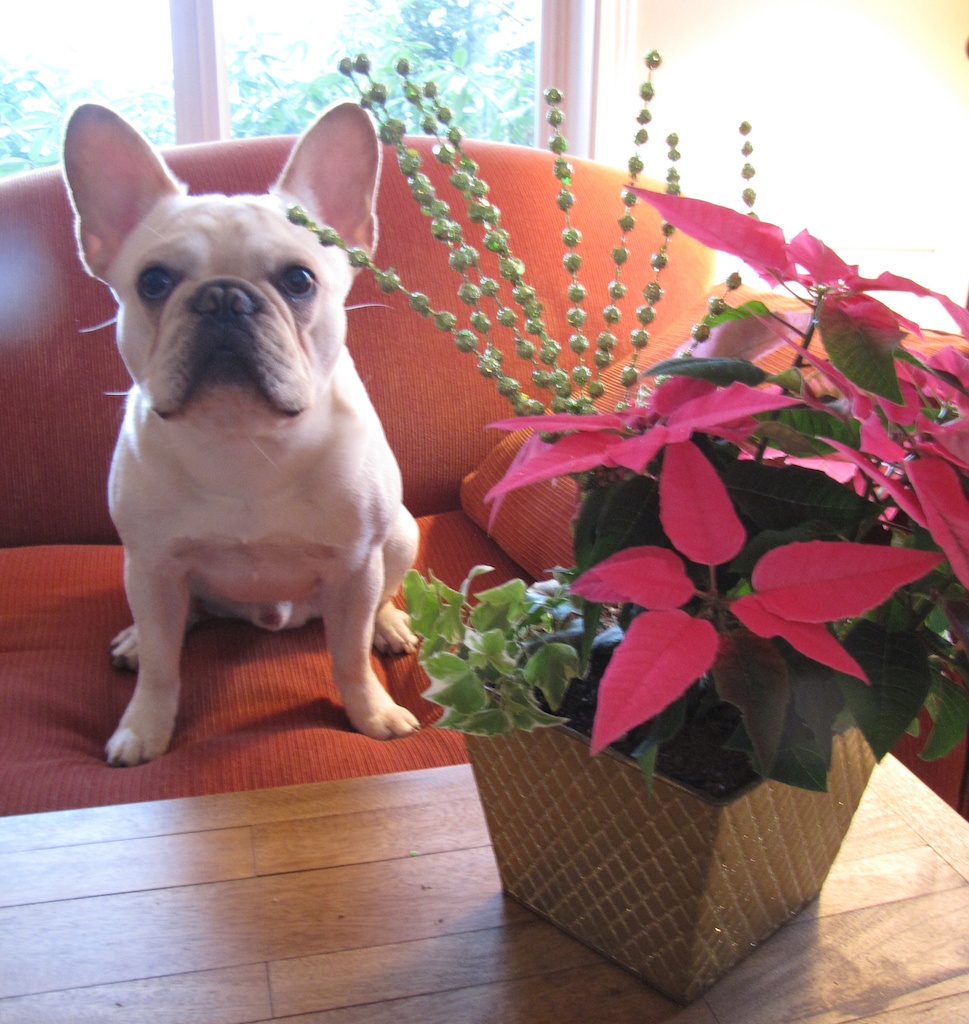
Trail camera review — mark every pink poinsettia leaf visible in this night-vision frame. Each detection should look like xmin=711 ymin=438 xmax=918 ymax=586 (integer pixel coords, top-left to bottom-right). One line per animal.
xmin=877 ymin=375 xmax=922 ymax=427
xmin=907 ymin=456 xmax=969 ymax=588
xmin=609 ymin=425 xmax=671 ymax=474
xmin=589 ymin=610 xmax=719 ymax=754
xmin=859 ymin=414 xmax=908 ymax=462
xmin=731 ymin=593 xmax=868 ymax=681
xmin=852 ymin=270 xmax=969 ymax=342
xmin=648 ymin=375 xmax=716 ymax=417
xmin=571 ymin=545 xmax=695 ymax=609
xmin=836 ymin=293 xmax=910 ymax=335
xmin=750 ymin=540 xmax=942 ymax=622
xmin=488 ymin=412 xmax=629 ymax=434
xmin=668 ymin=381 xmax=801 ymax=434
xmin=485 ymin=431 xmax=618 ymax=501
xmin=630 ymin=187 xmax=796 ymax=285
xmin=928 ymin=346 xmax=969 ymax=390
xmin=659 ymin=440 xmax=747 ymax=565
xmin=924 ymin=424 xmax=969 ymax=472
xmin=787 ymin=229 xmax=857 ymax=286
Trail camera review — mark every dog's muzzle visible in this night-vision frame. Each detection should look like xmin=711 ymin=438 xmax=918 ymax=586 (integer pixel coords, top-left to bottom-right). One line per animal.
xmin=188 ymin=280 xmax=264 ymax=385
xmin=148 ymin=279 xmax=305 ymax=419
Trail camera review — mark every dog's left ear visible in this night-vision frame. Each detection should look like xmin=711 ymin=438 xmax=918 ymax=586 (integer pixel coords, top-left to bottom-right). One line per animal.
xmin=275 ymin=102 xmax=381 ymax=257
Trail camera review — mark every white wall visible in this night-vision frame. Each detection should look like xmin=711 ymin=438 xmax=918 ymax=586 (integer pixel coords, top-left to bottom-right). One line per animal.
xmin=593 ymin=0 xmax=969 ymax=328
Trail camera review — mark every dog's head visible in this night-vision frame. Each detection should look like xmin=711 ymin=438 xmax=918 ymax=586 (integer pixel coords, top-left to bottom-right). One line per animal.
xmin=63 ymin=102 xmax=380 ymax=421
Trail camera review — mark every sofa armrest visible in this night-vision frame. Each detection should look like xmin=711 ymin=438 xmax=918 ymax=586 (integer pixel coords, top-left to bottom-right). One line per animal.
xmin=460 ymin=430 xmax=577 ymax=581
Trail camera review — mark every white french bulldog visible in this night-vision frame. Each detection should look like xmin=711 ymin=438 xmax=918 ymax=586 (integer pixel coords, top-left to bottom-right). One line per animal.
xmin=63 ymin=102 xmax=421 ymax=766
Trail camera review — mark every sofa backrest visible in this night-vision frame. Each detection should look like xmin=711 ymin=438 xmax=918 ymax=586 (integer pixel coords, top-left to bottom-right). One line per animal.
xmin=0 ymin=130 xmax=714 ymax=548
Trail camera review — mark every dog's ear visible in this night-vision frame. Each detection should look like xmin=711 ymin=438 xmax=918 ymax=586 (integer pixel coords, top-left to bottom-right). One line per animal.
xmin=274 ymin=102 xmax=381 ymax=257
xmin=63 ymin=104 xmax=184 ymax=279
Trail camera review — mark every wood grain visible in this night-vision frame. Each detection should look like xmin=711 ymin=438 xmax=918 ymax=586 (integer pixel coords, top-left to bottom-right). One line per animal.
xmin=2 ymin=757 xmax=969 ymax=1022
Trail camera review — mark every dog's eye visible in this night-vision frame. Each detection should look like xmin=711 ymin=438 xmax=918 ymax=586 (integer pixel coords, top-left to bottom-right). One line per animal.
xmin=278 ymin=265 xmax=316 ymax=298
xmin=138 ymin=266 xmax=176 ymax=302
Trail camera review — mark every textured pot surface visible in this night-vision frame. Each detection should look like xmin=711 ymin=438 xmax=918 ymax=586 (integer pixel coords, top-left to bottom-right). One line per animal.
xmin=466 ymin=726 xmax=875 ymax=1003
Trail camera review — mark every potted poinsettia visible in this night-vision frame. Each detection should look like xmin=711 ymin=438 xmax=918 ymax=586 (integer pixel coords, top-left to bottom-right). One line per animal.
xmin=295 ymin=51 xmax=969 ymax=1003
xmin=468 ymin=186 xmax=969 ymax=787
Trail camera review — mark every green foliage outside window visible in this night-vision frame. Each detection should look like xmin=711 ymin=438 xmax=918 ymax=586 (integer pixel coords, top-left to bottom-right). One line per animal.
xmin=0 ymin=0 xmax=535 ymax=179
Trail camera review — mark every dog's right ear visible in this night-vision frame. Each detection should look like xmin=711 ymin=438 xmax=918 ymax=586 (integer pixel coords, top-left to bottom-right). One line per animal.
xmin=63 ymin=104 xmax=184 ymax=279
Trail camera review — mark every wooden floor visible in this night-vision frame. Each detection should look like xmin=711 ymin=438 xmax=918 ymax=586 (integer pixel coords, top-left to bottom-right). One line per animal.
xmin=2 ymin=756 xmax=969 ymax=1023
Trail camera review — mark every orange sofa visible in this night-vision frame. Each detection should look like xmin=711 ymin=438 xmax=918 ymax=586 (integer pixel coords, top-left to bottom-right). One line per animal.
xmin=0 ymin=131 xmax=717 ymax=814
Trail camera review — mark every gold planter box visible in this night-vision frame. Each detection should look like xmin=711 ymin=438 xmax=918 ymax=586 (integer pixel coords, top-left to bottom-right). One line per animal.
xmin=466 ymin=725 xmax=875 ymax=1004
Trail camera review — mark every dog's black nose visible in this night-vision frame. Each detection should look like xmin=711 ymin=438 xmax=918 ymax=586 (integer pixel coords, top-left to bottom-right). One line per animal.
xmin=191 ymin=281 xmax=261 ymax=319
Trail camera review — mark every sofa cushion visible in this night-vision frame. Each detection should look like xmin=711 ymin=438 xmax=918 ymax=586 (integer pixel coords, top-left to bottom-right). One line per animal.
xmin=0 ymin=511 xmax=530 ymax=815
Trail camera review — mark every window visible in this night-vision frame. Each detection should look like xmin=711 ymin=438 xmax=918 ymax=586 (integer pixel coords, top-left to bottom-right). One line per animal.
xmin=222 ymin=0 xmax=538 ymax=144
xmin=1 ymin=0 xmax=175 ymax=173
xmin=1 ymin=0 xmax=541 ymax=178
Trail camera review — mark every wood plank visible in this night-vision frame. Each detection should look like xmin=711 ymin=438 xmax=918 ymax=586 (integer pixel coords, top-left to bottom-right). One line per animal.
xmin=0 ymin=765 xmax=474 ymax=855
xmin=833 ymin=787 xmax=925 ymax=864
xmin=874 ymin=756 xmax=969 ymax=883
xmin=252 ymin=793 xmax=489 ymax=875
xmin=268 ymin=917 xmax=602 ymax=1017
xmin=255 ymin=962 xmax=680 ymax=1024
xmin=0 ymin=964 xmax=271 ymax=1024
xmin=0 ymin=845 xmax=517 ymax=1000
xmin=850 ymin=992 xmax=969 ymax=1023
xmin=804 ymin=845 xmax=965 ymax=920
xmin=704 ymin=886 xmax=969 ymax=1024
xmin=796 ymin=974 xmax=969 ymax=1024
xmin=0 ymin=826 xmax=255 ymax=907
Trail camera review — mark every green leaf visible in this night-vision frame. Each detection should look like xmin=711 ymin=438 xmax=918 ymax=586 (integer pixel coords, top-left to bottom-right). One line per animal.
xmin=465 ymin=628 xmax=518 ymax=674
xmin=630 ymin=693 xmax=689 ymax=796
xmin=920 ymin=671 xmax=969 ymax=761
xmin=421 ymin=652 xmax=488 ymax=714
xmin=723 ymin=459 xmax=870 ymax=533
xmin=573 ymin=474 xmax=663 ymax=573
xmin=706 ymin=299 xmax=773 ymax=325
xmin=818 ymin=303 xmax=905 ymax=403
xmin=712 ymin=630 xmax=791 ymax=778
xmin=503 ymin=692 xmax=567 ymax=731
xmin=752 ymin=419 xmax=827 ymax=458
xmin=764 ymin=742 xmax=830 ymax=791
xmin=404 ymin=569 xmax=465 ymax=643
xmin=644 ymin=356 xmax=767 ymax=387
xmin=766 ymin=406 xmax=861 ymax=452
xmin=460 ymin=564 xmax=497 ymax=598
xmin=436 ymin=706 xmax=512 ymax=735
xmin=469 ymin=577 xmax=528 ymax=633
xmin=840 ymin=622 xmax=932 ymax=759
xmin=523 ymin=642 xmax=580 ymax=711
xmin=785 ymin=647 xmax=847 ymax=766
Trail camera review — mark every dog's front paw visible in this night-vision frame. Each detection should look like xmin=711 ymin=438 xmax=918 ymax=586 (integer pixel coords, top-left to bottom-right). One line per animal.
xmin=373 ymin=603 xmax=418 ymax=656
xmin=110 ymin=625 xmax=140 ymax=671
xmin=105 ymin=720 xmax=174 ymax=767
xmin=344 ymin=685 xmax=421 ymax=740
xmin=360 ymin=703 xmax=422 ymax=740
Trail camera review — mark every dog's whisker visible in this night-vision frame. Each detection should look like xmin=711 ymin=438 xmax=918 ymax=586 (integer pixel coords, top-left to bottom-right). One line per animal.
xmin=247 ymin=435 xmax=281 ymax=470
xmin=81 ymin=316 xmax=118 ymax=333
xmin=346 ymin=302 xmax=392 ymax=313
